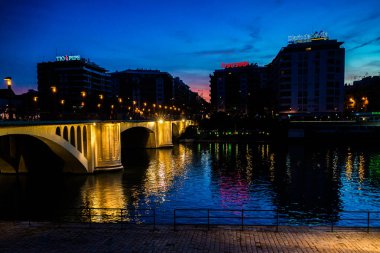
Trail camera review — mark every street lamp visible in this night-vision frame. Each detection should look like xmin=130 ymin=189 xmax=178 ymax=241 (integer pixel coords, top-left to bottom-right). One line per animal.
xmin=4 ymin=77 xmax=13 ymax=120
xmin=4 ymin=77 xmax=12 ymax=89
xmin=81 ymin=91 xmax=86 ymax=113
xmin=33 ymin=96 xmax=39 ymax=119
xmin=50 ymin=86 xmax=57 ymax=94
xmin=50 ymin=86 xmax=58 ymax=119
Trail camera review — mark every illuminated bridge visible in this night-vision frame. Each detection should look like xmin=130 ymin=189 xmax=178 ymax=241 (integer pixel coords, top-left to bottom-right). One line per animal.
xmin=0 ymin=120 xmax=193 ymax=174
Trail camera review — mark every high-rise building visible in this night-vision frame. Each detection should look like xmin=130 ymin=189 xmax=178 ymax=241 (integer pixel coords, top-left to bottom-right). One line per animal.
xmin=268 ymin=32 xmax=345 ymax=114
xmin=111 ymin=69 xmax=174 ymax=107
xmin=37 ymin=55 xmax=112 ymax=119
xmin=209 ymin=62 xmax=269 ymax=116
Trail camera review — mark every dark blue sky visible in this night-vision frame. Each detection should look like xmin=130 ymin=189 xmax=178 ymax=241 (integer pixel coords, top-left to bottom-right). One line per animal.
xmin=1 ymin=0 xmax=380 ymax=100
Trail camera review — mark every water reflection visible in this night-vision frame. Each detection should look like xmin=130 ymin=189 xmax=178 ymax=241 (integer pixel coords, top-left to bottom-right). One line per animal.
xmin=73 ymin=143 xmax=380 ymax=223
xmin=0 ymin=142 xmax=380 ymax=224
xmin=270 ymin=144 xmax=342 ymax=222
xmin=81 ymin=173 xmax=125 ymax=209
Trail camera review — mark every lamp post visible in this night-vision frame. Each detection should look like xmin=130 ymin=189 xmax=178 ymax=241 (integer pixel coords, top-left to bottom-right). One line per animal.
xmin=33 ymin=96 xmax=38 ymax=120
xmin=4 ymin=77 xmax=13 ymax=120
xmin=98 ymin=94 xmax=104 ymax=119
xmin=81 ymin=91 xmax=86 ymax=118
xmin=118 ymin=97 xmax=123 ymax=119
xmin=50 ymin=86 xmax=57 ymax=119
xmin=60 ymin=99 xmax=65 ymax=118
xmin=133 ymin=100 xmax=137 ymax=119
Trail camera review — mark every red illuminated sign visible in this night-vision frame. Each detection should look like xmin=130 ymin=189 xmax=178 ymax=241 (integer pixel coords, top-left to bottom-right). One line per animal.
xmin=221 ymin=61 xmax=249 ymax=68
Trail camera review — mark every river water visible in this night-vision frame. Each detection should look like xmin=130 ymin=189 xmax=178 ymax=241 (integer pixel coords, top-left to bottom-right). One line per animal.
xmin=1 ymin=142 xmax=380 ymax=226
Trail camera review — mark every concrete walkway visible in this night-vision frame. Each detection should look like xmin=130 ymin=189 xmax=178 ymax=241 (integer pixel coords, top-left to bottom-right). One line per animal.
xmin=0 ymin=222 xmax=379 ymax=252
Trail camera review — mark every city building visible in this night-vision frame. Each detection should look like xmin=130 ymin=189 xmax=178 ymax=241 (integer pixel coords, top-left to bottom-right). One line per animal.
xmin=173 ymin=77 xmax=209 ymax=119
xmin=345 ymin=75 xmax=380 ymax=112
xmin=37 ymin=55 xmax=112 ymax=119
xmin=111 ymin=70 xmax=208 ymax=120
xmin=209 ymin=62 xmax=270 ymax=116
xmin=110 ymin=69 xmax=174 ymax=107
xmin=18 ymin=89 xmax=39 ymax=120
xmin=268 ymin=32 xmax=345 ymax=115
xmin=0 ymin=86 xmax=16 ymax=120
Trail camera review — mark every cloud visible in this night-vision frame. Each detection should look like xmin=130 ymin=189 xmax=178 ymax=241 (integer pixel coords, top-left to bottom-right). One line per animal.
xmin=363 ymin=60 xmax=380 ymax=68
xmin=329 ymin=8 xmax=380 ymax=46
xmin=248 ymin=28 xmax=261 ymax=40
xmin=355 ymin=12 xmax=380 ymax=26
xmin=228 ymin=17 xmax=262 ymax=41
xmin=191 ymin=44 xmax=253 ymax=56
xmin=348 ymin=36 xmax=380 ymax=52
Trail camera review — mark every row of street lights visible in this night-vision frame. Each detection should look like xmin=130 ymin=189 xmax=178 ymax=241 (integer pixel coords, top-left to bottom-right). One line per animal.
xmin=346 ymin=96 xmax=369 ymax=111
xmin=46 ymin=86 xmax=185 ymax=120
xmin=2 ymin=79 xmax=187 ymax=120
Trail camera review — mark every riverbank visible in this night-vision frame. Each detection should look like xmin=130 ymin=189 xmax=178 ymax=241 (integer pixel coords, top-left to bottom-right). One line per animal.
xmin=0 ymin=222 xmax=379 ymax=252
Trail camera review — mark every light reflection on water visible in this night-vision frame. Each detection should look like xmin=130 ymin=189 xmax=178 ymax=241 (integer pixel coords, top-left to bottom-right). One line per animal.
xmin=1 ymin=142 xmax=380 ymax=225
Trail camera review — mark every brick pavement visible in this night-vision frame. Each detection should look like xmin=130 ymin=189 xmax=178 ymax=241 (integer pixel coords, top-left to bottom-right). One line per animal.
xmin=0 ymin=222 xmax=379 ymax=252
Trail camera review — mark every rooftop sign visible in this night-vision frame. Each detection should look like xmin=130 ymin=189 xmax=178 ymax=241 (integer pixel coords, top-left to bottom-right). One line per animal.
xmin=221 ymin=61 xmax=249 ymax=68
xmin=56 ymin=55 xmax=81 ymax=61
xmin=288 ymin=31 xmax=328 ymax=44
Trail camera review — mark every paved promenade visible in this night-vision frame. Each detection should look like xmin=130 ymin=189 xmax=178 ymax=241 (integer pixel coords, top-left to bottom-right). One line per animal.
xmin=1 ymin=222 xmax=379 ymax=252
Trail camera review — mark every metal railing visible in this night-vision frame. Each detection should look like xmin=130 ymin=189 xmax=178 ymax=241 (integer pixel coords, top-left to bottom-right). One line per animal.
xmin=57 ymin=208 xmax=156 ymax=229
xmin=173 ymin=209 xmax=380 ymax=232
xmin=3 ymin=207 xmax=380 ymax=232
xmin=8 ymin=207 xmax=157 ymax=230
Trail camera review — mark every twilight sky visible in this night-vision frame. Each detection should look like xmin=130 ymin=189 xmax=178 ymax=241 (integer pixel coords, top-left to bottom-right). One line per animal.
xmin=1 ymin=0 xmax=380 ymax=101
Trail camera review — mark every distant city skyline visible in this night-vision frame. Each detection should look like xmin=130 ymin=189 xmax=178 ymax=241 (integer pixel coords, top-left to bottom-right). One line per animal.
xmin=1 ymin=0 xmax=380 ymax=101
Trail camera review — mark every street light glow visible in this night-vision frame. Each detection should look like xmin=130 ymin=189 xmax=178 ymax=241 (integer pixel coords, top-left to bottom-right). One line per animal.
xmin=4 ymin=77 xmax=12 ymax=87
xmin=51 ymin=86 xmax=57 ymax=93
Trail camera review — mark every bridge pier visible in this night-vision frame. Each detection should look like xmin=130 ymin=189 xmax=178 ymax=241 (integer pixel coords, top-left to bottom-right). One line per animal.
xmin=155 ymin=121 xmax=174 ymax=148
xmin=92 ymin=123 xmax=123 ymax=172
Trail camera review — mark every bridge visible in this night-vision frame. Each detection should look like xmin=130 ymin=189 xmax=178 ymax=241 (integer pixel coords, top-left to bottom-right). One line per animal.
xmin=0 ymin=120 xmax=193 ymax=174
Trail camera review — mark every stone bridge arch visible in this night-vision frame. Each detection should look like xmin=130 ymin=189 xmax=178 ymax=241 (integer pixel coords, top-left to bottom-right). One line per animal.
xmin=0 ymin=122 xmax=124 ymax=173
xmin=121 ymin=126 xmax=156 ymax=148
xmin=172 ymin=120 xmax=193 ymax=139
xmin=120 ymin=121 xmax=175 ymax=148
xmin=0 ymin=124 xmax=94 ymax=173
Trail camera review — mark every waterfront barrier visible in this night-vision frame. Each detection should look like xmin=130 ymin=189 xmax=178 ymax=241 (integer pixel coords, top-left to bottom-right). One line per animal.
xmin=2 ymin=207 xmax=380 ymax=232
xmin=173 ymin=209 xmax=380 ymax=232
